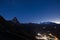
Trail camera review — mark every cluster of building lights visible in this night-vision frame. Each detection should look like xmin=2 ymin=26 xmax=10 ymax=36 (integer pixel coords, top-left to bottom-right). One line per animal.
xmin=35 ymin=33 xmax=59 ymax=40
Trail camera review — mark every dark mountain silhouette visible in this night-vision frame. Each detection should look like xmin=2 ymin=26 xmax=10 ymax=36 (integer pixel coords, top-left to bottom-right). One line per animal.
xmin=0 ymin=16 xmax=60 ymax=40
xmin=0 ymin=16 xmax=36 ymax=40
xmin=12 ymin=17 xmax=20 ymax=24
xmin=0 ymin=15 xmax=6 ymax=23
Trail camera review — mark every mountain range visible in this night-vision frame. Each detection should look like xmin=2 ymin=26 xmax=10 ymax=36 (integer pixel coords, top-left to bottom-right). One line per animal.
xmin=0 ymin=16 xmax=60 ymax=40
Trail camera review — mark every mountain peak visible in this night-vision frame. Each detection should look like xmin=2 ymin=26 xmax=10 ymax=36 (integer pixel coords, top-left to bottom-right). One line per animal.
xmin=12 ymin=17 xmax=20 ymax=24
xmin=40 ymin=22 xmax=56 ymax=25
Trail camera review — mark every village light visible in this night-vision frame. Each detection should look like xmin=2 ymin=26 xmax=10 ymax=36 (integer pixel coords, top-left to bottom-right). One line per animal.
xmin=37 ymin=33 xmax=41 ymax=36
xmin=35 ymin=33 xmax=59 ymax=40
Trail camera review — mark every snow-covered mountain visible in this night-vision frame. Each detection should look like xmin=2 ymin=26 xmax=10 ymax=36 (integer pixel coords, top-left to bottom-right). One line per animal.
xmin=40 ymin=22 xmax=56 ymax=25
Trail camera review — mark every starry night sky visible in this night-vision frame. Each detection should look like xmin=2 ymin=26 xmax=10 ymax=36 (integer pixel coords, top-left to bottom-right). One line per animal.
xmin=0 ymin=0 xmax=60 ymax=23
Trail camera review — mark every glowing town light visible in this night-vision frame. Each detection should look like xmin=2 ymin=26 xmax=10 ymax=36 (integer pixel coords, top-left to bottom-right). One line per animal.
xmin=36 ymin=33 xmax=48 ymax=40
xmin=37 ymin=33 xmax=41 ymax=36
xmin=36 ymin=35 xmax=48 ymax=40
xmin=49 ymin=33 xmax=54 ymax=37
xmin=42 ymin=35 xmax=48 ymax=40
xmin=55 ymin=37 xmax=59 ymax=40
xmin=35 ymin=33 xmax=59 ymax=40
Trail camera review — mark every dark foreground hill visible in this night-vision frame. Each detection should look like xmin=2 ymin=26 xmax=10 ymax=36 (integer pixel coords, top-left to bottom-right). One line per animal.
xmin=0 ymin=16 xmax=60 ymax=40
xmin=0 ymin=16 xmax=36 ymax=40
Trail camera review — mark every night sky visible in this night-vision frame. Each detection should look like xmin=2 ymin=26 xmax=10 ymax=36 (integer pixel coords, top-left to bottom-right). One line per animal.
xmin=0 ymin=0 xmax=60 ymax=23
